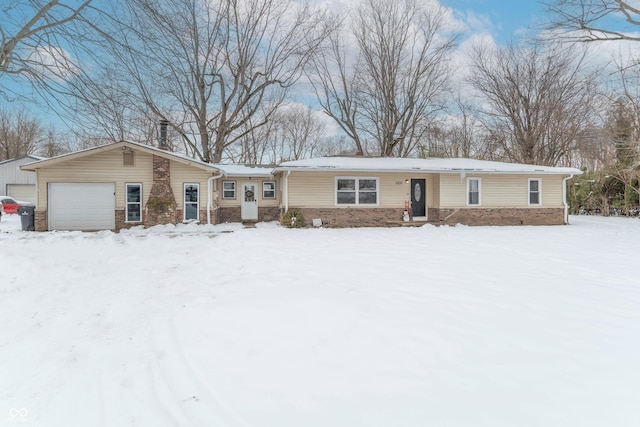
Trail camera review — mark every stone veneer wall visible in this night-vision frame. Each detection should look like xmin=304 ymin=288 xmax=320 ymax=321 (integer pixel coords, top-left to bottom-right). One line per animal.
xmin=217 ymin=206 xmax=281 ymax=223
xmin=430 ymin=207 xmax=565 ymax=226
xmin=218 ymin=206 xmax=241 ymax=223
xmin=144 ymin=155 xmax=177 ymax=227
xmin=35 ymin=210 xmax=47 ymax=232
xmin=293 ymin=207 xmax=403 ymax=228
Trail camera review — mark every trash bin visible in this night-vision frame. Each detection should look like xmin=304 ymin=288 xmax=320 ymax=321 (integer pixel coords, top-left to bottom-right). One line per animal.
xmin=18 ymin=205 xmax=35 ymax=231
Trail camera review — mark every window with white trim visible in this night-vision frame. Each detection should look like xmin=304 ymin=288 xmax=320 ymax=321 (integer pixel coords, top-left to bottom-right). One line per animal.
xmin=529 ymin=178 xmax=541 ymax=205
xmin=126 ymin=183 xmax=142 ymax=222
xmin=184 ymin=183 xmax=199 ymax=221
xmin=222 ymin=181 xmax=236 ymax=199
xmin=263 ymin=181 xmax=276 ymax=199
xmin=336 ymin=177 xmax=378 ymax=205
xmin=467 ymin=178 xmax=481 ymax=206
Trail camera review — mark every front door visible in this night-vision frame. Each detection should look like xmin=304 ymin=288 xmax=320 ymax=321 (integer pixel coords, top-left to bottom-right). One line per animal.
xmin=410 ymin=179 xmax=426 ymax=218
xmin=241 ymin=182 xmax=258 ymax=221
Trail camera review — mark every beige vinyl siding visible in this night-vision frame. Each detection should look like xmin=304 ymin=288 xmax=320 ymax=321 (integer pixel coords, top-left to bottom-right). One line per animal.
xmin=439 ymin=174 xmax=565 ymax=208
xmin=36 ymin=150 xmax=154 ymax=210
xmin=287 ymin=171 xmax=436 ymax=208
xmin=430 ymin=174 xmax=440 ymax=206
xmin=35 ymin=149 xmax=220 ymax=212
xmin=170 ymin=162 xmax=212 ymax=209
xmin=216 ymin=176 xmax=279 ymax=207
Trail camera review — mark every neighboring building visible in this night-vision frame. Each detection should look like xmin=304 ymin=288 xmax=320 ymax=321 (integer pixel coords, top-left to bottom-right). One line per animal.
xmin=21 ymin=141 xmax=582 ymax=231
xmin=0 ymin=155 xmax=46 ymax=204
xmin=275 ymin=157 xmax=582 ymax=227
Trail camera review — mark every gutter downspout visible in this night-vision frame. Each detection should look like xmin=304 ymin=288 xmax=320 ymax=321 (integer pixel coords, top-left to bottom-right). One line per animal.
xmin=563 ymin=174 xmax=574 ymax=224
xmin=207 ymin=173 xmax=224 ymax=225
xmin=284 ymin=170 xmax=291 ymax=213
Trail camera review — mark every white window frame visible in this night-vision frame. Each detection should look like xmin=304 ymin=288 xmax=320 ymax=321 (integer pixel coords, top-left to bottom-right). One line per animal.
xmin=335 ymin=177 xmax=379 ymax=206
xmin=184 ymin=183 xmax=199 ymax=221
xmin=262 ymin=181 xmax=276 ymax=199
xmin=125 ymin=183 xmax=142 ymax=223
xmin=528 ymin=178 xmax=542 ymax=206
xmin=222 ymin=181 xmax=236 ymax=199
xmin=467 ymin=177 xmax=481 ymax=206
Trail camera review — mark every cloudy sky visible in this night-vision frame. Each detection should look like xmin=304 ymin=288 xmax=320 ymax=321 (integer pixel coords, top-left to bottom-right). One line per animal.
xmin=6 ymin=0 xmax=638 ymax=134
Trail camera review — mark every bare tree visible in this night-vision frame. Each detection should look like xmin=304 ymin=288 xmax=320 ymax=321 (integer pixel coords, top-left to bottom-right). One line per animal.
xmin=468 ymin=41 xmax=600 ymax=166
xmin=308 ymin=0 xmax=456 ymax=157
xmin=0 ymin=107 xmax=43 ymax=159
xmin=546 ymin=0 xmax=640 ymax=42
xmin=227 ymin=104 xmax=328 ymax=164
xmin=65 ymin=0 xmax=333 ymax=163
xmin=0 ymin=0 xmax=92 ymax=98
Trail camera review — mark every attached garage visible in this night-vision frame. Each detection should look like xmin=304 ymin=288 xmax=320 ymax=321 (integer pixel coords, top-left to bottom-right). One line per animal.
xmin=7 ymin=184 xmax=36 ymax=204
xmin=48 ymin=183 xmax=115 ymax=231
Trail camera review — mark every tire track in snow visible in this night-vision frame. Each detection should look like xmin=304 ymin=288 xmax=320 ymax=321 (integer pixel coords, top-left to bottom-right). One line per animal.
xmin=148 ymin=308 xmax=248 ymax=427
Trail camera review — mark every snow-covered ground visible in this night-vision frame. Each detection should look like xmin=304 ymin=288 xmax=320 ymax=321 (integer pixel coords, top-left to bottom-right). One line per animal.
xmin=1 ymin=214 xmax=638 ymax=427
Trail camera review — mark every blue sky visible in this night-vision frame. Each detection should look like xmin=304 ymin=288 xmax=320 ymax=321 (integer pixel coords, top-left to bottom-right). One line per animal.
xmin=440 ymin=0 xmax=549 ymax=43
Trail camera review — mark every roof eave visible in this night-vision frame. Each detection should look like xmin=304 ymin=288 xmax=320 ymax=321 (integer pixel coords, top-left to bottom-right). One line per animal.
xmin=274 ymin=166 xmax=583 ymax=175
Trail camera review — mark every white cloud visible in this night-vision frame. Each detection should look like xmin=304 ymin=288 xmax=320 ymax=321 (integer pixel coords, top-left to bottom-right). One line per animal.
xmin=26 ymin=44 xmax=79 ymax=81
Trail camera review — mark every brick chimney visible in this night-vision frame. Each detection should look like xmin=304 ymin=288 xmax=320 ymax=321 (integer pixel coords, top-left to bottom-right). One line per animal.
xmin=159 ymin=119 xmax=169 ymax=150
xmin=145 ymin=155 xmax=177 ymax=226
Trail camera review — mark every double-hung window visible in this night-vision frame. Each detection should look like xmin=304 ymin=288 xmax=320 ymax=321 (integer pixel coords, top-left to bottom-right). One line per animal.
xmin=336 ymin=177 xmax=378 ymax=205
xmin=263 ymin=181 xmax=276 ymax=199
xmin=126 ymin=183 xmax=142 ymax=222
xmin=222 ymin=181 xmax=236 ymax=199
xmin=467 ymin=178 xmax=481 ymax=206
xmin=184 ymin=183 xmax=199 ymax=221
xmin=529 ymin=178 xmax=541 ymax=205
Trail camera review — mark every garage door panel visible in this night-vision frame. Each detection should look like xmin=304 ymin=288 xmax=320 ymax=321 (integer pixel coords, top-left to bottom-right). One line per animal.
xmin=49 ymin=183 xmax=115 ymax=230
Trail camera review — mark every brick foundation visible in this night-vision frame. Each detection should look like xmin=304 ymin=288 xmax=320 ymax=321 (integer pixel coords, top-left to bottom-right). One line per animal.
xmin=292 ymin=207 xmax=404 ymax=227
xmin=259 ymin=206 xmax=281 ymax=222
xmin=175 ymin=209 xmax=213 ymax=224
xmin=217 ymin=206 xmax=281 ymax=223
xmin=430 ymin=207 xmax=565 ymax=226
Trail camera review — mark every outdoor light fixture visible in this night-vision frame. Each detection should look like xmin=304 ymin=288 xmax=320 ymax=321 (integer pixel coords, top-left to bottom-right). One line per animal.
xmin=405 ymin=179 xmax=409 ymax=184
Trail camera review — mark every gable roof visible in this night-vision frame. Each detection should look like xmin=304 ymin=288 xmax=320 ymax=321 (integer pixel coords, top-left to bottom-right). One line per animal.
xmin=275 ymin=157 xmax=583 ymax=175
xmin=20 ymin=140 xmax=273 ymax=176
xmin=0 ymin=155 xmax=47 ymax=166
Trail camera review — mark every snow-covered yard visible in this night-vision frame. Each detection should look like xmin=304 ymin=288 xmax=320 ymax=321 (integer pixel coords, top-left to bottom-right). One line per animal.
xmin=1 ymin=214 xmax=638 ymax=427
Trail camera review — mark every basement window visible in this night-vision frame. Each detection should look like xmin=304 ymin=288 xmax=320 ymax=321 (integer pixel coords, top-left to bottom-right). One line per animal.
xmin=126 ymin=183 xmax=142 ymax=222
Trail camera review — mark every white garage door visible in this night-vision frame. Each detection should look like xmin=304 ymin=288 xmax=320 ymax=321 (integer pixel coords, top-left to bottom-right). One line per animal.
xmin=49 ymin=183 xmax=115 ymax=231
xmin=7 ymin=184 xmax=36 ymax=204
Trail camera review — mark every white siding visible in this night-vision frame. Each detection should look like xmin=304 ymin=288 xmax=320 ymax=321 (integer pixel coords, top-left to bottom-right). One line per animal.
xmin=7 ymin=184 xmax=36 ymax=203
xmin=0 ymin=156 xmax=38 ymax=196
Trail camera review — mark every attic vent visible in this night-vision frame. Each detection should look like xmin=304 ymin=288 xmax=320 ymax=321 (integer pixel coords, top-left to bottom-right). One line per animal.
xmin=123 ymin=150 xmax=135 ymax=166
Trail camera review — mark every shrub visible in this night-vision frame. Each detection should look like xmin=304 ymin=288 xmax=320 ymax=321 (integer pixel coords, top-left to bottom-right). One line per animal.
xmin=281 ymin=209 xmax=304 ymax=228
